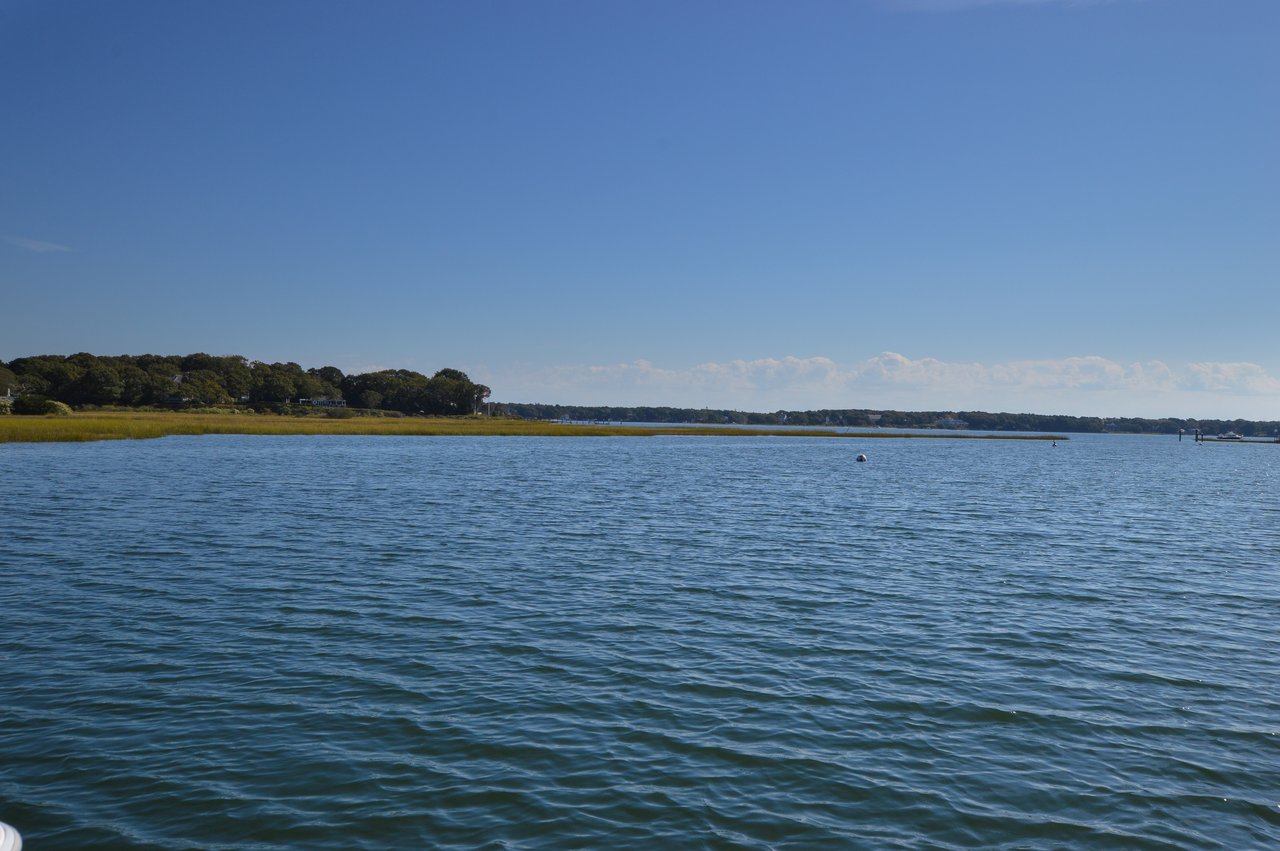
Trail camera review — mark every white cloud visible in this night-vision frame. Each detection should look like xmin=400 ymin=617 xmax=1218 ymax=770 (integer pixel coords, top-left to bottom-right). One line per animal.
xmin=1185 ymin=361 xmax=1280 ymax=395
xmin=3 ymin=234 xmax=75 ymax=253
xmin=494 ymin=352 xmax=1280 ymax=419
xmin=854 ymin=353 xmax=1181 ymax=393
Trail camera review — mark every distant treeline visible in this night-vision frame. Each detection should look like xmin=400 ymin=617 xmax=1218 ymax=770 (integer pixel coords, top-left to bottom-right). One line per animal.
xmin=6 ymin=354 xmax=1276 ymax=435
xmin=498 ymin=403 xmax=1280 ymax=437
xmin=1 ymin=353 xmax=490 ymax=416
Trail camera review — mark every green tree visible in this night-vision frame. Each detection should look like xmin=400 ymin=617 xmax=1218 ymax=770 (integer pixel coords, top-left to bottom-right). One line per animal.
xmin=68 ymin=364 xmax=124 ymax=406
xmin=295 ymin=374 xmax=326 ymax=400
xmin=181 ymin=353 xmax=219 ymax=373
xmin=119 ymin=365 xmax=152 ymax=406
xmin=13 ymin=395 xmax=71 ymax=415
xmin=311 ymin=366 xmax=345 ymax=386
xmin=217 ymin=356 xmax=254 ymax=399
xmin=10 ymin=356 xmax=83 ymax=400
xmin=0 ymin=365 xmax=18 ymax=395
xmin=16 ymin=374 xmax=51 ymax=396
xmin=251 ymin=363 xmax=297 ymax=403
xmin=180 ymin=370 xmax=231 ymax=405
xmin=428 ymin=368 xmax=489 ymax=414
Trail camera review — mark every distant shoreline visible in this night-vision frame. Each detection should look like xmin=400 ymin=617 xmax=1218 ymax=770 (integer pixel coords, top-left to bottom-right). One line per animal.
xmin=0 ymin=411 xmax=1068 ymax=445
xmin=6 ymin=353 xmax=1275 ymax=437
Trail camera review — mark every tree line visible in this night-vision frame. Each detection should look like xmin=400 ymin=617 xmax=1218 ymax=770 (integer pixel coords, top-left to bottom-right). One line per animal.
xmin=498 ymin=403 xmax=1280 ymax=437
xmin=0 ymin=353 xmax=490 ymax=416
xmin=5 ymin=354 xmax=1275 ymax=435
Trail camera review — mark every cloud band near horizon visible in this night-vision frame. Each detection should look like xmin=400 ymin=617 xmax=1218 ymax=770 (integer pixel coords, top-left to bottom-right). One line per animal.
xmin=488 ymin=353 xmax=1280 ymax=419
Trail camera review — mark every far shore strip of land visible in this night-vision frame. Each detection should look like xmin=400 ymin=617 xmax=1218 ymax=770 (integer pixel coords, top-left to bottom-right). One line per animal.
xmin=0 ymin=411 xmax=1070 ymax=445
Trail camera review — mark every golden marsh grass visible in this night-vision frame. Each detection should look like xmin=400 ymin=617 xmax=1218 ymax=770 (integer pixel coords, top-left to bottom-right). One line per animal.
xmin=0 ymin=410 xmax=1067 ymax=444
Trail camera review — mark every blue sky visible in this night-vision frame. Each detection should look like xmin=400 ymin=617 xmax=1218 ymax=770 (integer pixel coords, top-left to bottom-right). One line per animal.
xmin=2 ymin=0 xmax=1276 ymax=417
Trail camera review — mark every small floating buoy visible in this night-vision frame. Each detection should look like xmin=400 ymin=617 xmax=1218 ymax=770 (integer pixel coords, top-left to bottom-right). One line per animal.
xmin=856 ymin=453 xmax=867 ymax=463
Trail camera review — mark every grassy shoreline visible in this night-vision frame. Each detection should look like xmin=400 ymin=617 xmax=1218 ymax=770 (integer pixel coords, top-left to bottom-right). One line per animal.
xmin=0 ymin=411 xmax=1068 ymax=444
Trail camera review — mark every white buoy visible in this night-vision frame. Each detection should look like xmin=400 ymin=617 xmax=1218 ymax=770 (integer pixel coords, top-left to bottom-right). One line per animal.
xmin=856 ymin=453 xmax=867 ymax=463
xmin=0 ymin=820 xmax=22 ymax=851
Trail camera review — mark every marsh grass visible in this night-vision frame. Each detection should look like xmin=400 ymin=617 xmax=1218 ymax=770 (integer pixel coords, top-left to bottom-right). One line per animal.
xmin=0 ymin=411 xmax=1066 ymax=444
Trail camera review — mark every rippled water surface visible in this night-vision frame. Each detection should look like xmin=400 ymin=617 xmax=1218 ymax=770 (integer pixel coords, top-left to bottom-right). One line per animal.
xmin=3 ymin=434 xmax=1279 ymax=849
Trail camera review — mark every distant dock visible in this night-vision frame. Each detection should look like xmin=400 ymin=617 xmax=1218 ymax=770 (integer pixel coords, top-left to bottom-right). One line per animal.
xmin=1181 ymin=428 xmax=1280 ymax=444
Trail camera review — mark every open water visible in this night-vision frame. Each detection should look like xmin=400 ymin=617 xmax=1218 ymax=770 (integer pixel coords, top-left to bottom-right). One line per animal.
xmin=2 ymin=433 xmax=1278 ymax=849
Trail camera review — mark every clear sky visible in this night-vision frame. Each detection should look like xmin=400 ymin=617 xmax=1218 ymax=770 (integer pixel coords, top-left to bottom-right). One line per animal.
xmin=2 ymin=0 xmax=1277 ymax=418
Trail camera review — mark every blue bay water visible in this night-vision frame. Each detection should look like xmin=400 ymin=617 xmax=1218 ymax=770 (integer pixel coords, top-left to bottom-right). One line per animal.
xmin=2 ymin=433 xmax=1278 ymax=849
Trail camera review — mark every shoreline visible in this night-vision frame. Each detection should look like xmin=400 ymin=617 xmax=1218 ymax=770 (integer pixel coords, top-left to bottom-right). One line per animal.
xmin=0 ymin=411 xmax=1068 ymax=444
